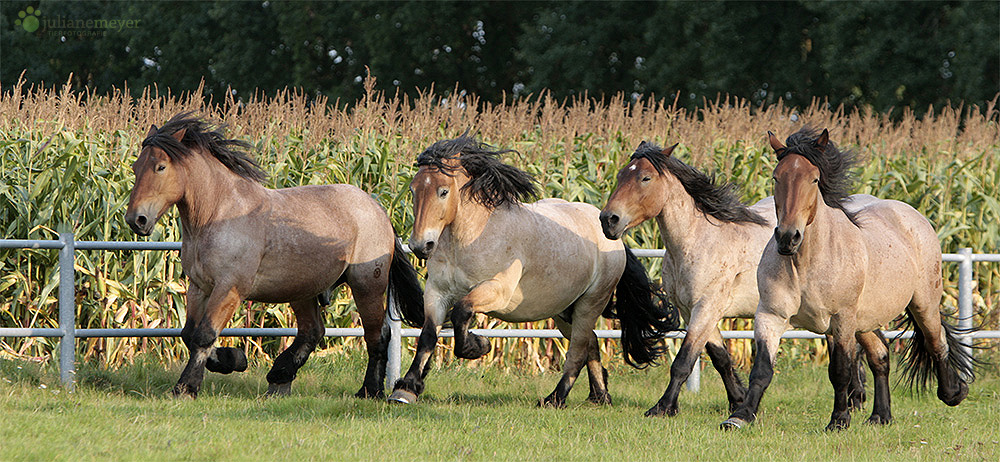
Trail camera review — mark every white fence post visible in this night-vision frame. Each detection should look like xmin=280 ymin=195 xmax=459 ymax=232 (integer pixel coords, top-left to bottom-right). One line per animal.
xmin=958 ymin=248 xmax=973 ymax=356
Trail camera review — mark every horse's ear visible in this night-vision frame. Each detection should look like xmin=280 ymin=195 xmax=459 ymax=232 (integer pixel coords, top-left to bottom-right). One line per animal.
xmin=815 ymin=129 xmax=830 ymax=148
xmin=146 ymin=124 xmax=158 ymax=138
xmin=767 ymin=131 xmax=786 ymax=153
xmin=171 ymin=127 xmax=187 ymax=142
xmin=661 ymin=143 xmax=678 ymax=157
xmin=636 ymin=141 xmax=647 ymax=150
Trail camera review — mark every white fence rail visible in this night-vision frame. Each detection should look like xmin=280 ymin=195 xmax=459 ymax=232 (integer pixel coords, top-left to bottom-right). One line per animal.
xmin=1 ymin=235 xmax=996 ymax=392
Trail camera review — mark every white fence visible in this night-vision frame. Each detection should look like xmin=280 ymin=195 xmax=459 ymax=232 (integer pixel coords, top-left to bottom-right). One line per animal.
xmin=1 ymin=235 xmax=997 ymax=392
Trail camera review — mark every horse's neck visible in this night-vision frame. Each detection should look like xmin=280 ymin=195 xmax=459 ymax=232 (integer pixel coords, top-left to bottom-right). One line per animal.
xmin=653 ymin=176 xmax=712 ymax=265
xmin=177 ymin=153 xmax=268 ymax=236
xmin=446 ymin=199 xmax=494 ymax=246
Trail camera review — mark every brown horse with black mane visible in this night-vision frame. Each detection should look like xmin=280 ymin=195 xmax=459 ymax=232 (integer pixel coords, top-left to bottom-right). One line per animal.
xmin=388 ymin=134 xmax=679 ymax=407
xmin=125 ymin=113 xmax=424 ymax=399
xmin=722 ymin=128 xmax=977 ymax=431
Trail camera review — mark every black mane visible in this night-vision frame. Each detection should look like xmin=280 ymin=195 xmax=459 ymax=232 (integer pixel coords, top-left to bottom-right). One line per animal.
xmin=631 ymin=141 xmax=768 ymax=226
xmin=778 ymin=127 xmax=861 ymax=226
xmin=415 ymin=134 xmax=538 ymax=209
xmin=142 ymin=112 xmax=267 ymax=183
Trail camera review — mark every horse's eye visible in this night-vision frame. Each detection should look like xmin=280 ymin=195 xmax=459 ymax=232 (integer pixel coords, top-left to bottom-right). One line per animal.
xmin=641 ymin=176 xmax=652 ymax=182
xmin=156 ymin=164 xmax=166 ymax=172
xmin=438 ymin=188 xmax=449 ymax=198
xmin=812 ymin=178 xmax=819 ymax=184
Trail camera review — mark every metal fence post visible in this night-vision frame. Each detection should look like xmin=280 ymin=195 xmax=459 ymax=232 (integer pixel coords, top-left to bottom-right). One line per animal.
xmin=957 ymin=248 xmax=973 ymax=356
xmin=686 ymin=357 xmax=701 ymax=392
xmin=387 ymin=318 xmax=402 ymax=389
xmin=58 ymin=232 xmax=76 ymax=391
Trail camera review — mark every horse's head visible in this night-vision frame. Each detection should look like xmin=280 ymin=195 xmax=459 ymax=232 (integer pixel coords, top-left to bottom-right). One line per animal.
xmin=769 ymin=130 xmax=827 ymax=255
xmin=125 ymin=125 xmax=188 ymax=236
xmin=600 ymin=142 xmax=677 ymax=240
xmin=409 ymin=157 xmax=467 ymax=259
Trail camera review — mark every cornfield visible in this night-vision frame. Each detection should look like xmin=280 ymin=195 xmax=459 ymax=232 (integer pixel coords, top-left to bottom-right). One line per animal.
xmin=1 ymin=74 xmax=998 ymax=373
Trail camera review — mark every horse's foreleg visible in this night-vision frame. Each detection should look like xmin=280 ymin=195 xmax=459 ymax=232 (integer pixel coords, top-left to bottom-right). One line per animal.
xmin=264 ymin=298 xmax=324 ymax=397
xmin=827 ymin=334 xmax=867 ymax=411
xmin=825 ymin=328 xmax=858 ymax=431
xmin=452 ymin=280 xmax=515 ymax=360
xmin=388 ymin=291 xmax=447 ymax=404
xmin=721 ymin=311 xmax=787 ymax=430
xmin=175 ymin=285 xmax=241 ymax=398
xmin=857 ymin=330 xmax=892 ymax=425
xmin=646 ymin=313 xmax=717 ymax=417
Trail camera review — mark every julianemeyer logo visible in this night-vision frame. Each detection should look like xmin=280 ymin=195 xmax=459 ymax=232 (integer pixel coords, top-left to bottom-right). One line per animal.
xmin=14 ymin=6 xmax=41 ymax=32
xmin=13 ymin=5 xmax=142 ymax=36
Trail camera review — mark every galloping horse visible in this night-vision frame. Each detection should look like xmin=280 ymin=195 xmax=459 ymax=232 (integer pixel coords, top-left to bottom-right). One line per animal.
xmin=600 ymin=141 xmax=775 ymax=416
xmin=388 ymin=135 xmax=678 ymax=406
xmin=601 ymin=142 xmax=872 ymax=417
xmin=125 ymin=113 xmax=424 ymax=399
xmin=722 ymin=128 xmax=976 ymax=431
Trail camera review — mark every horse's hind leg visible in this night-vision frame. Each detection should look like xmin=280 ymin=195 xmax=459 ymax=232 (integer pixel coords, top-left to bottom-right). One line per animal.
xmin=857 ymin=330 xmax=892 ymax=424
xmin=265 ymin=298 xmax=324 ymax=396
xmin=906 ymin=298 xmax=969 ymax=406
xmin=555 ymin=317 xmax=610 ymax=405
xmin=348 ymin=260 xmax=392 ymax=399
xmin=704 ymin=327 xmax=747 ymax=413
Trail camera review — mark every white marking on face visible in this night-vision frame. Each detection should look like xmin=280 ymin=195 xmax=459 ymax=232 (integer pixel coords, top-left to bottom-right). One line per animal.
xmin=424 ymin=177 xmax=431 ymax=185
xmin=628 ymin=165 xmax=637 ymax=171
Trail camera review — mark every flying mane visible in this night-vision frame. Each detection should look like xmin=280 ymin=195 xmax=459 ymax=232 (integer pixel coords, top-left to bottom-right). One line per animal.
xmin=631 ymin=141 xmax=768 ymax=225
xmin=142 ymin=112 xmax=267 ymax=183
xmin=776 ymin=127 xmax=861 ymax=226
xmin=415 ymin=134 xmax=538 ymax=209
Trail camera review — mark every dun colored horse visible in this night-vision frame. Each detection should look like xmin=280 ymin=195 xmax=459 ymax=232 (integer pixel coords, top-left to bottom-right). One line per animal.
xmin=722 ymin=128 xmax=976 ymax=431
xmin=601 ymin=142 xmax=872 ymax=417
xmin=388 ymin=135 xmax=678 ymax=406
xmin=125 ymin=113 xmax=424 ymax=399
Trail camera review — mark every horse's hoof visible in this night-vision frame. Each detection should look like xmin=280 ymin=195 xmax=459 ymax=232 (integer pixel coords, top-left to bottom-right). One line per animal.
xmin=171 ymin=384 xmax=197 ymax=400
xmin=825 ymin=419 xmax=850 ymax=431
xmin=355 ymin=387 xmax=385 ymax=400
xmin=206 ymin=347 xmax=248 ymax=374
xmin=720 ymin=417 xmax=747 ymax=431
xmin=865 ymin=414 xmax=892 ymax=425
xmin=388 ymin=388 xmax=417 ymax=404
xmin=587 ymin=393 xmax=612 ymax=406
xmin=538 ymin=396 xmax=566 ymax=408
xmin=265 ymin=382 xmax=292 ymax=397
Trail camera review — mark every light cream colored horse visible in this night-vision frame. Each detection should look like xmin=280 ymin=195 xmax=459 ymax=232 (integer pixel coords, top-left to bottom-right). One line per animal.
xmin=601 ymin=141 xmax=873 ymax=417
xmin=124 ymin=113 xmax=424 ymax=399
xmin=722 ymin=128 xmax=975 ymax=431
xmin=388 ymin=135 xmax=677 ymax=406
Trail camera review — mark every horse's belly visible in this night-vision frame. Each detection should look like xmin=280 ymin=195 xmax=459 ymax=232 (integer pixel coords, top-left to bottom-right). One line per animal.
xmin=486 ymin=287 xmax=580 ymax=322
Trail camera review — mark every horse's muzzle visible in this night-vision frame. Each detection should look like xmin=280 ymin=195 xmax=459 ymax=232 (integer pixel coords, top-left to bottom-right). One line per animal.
xmin=599 ymin=211 xmax=623 ymax=240
xmin=774 ymin=227 xmax=802 ymax=256
xmin=125 ymin=211 xmax=154 ymax=236
xmin=409 ymin=239 xmax=434 ymax=259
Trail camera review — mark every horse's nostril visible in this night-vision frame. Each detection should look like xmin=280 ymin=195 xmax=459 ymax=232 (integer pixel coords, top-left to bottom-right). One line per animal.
xmin=135 ymin=215 xmax=147 ymax=227
xmin=608 ymin=214 xmax=619 ymax=226
xmin=792 ymin=230 xmax=802 ymax=244
xmin=425 ymin=241 xmax=435 ymax=252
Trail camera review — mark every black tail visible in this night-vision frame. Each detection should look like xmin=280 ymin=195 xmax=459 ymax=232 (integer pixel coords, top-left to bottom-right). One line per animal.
xmin=388 ymin=238 xmax=425 ymax=327
xmin=605 ymin=246 xmax=680 ymax=369
xmin=896 ymin=308 xmax=981 ymax=391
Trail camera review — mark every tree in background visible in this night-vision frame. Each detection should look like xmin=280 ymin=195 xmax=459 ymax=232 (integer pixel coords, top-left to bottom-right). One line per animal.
xmin=1 ymin=0 xmax=996 ymax=113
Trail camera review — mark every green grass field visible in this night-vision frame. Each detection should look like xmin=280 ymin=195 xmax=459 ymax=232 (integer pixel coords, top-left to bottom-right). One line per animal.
xmin=1 ymin=347 xmax=998 ymax=461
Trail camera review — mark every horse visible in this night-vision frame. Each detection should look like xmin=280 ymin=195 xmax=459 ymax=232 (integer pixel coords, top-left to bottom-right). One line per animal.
xmin=124 ymin=113 xmax=424 ymax=399
xmin=600 ymin=141 xmax=874 ymax=417
xmin=387 ymin=134 xmax=679 ymax=407
xmin=721 ymin=128 xmax=976 ymax=431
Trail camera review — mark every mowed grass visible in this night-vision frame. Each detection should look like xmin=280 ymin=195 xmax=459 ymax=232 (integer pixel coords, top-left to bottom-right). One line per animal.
xmin=1 ymin=347 xmax=998 ymax=461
